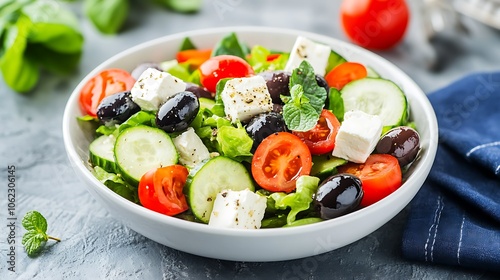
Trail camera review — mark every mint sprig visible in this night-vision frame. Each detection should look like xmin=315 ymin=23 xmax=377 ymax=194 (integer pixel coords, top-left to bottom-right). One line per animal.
xmin=22 ymin=211 xmax=60 ymax=257
xmin=282 ymin=60 xmax=327 ymax=131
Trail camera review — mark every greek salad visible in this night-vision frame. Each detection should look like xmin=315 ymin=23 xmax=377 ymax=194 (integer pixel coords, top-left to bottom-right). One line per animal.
xmin=78 ymin=32 xmax=420 ymax=229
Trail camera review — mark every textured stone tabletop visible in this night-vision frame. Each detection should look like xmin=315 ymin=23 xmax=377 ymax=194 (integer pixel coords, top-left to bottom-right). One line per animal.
xmin=1 ymin=1 xmax=500 ymax=279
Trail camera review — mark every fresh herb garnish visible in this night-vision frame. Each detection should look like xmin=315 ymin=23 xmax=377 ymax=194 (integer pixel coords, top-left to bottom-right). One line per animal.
xmin=282 ymin=60 xmax=327 ymax=131
xmin=22 ymin=211 xmax=60 ymax=257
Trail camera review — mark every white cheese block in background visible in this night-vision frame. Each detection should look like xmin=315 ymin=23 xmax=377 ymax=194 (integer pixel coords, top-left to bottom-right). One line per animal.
xmin=221 ymin=76 xmax=273 ymax=123
xmin=208 ymin=189 xmax=267 ymax=229
xmin=332 ymin=110 xmax=383 ymax=163
xmin=131 ymin=68 xmax=186 ymax=111
xmin=284 ymin=36 xmax=331 ymax=76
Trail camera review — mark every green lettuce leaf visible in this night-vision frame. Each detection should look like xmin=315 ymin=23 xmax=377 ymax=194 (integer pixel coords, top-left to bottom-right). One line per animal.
xmin=270 ymin=175 xmax=320 ymax=225
xmin=247 ymin=45 xmax=289 ymax=73
xmin=92 ymin=166 xmax=139 ymax=203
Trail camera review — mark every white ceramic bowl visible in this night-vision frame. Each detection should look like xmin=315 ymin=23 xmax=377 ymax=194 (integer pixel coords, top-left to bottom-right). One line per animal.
xmin=63 ymin=26 xmax=438 ymax=262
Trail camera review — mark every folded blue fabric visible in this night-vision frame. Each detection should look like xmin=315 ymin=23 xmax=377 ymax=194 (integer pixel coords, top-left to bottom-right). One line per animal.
xmin=402 ymin=72 xmax=500 ymax=272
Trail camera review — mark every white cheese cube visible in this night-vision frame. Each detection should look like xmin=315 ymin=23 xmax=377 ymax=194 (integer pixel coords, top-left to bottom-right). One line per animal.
xmin=221 ymin=76 xmax=273 ymax=123
xmin=332 ymin=110 xmax=383 ymax=163
xmin=173 ymin=128 xmax=210 ymax=168
xmin=131 ymin=68 xmax=186 ymax=111
xmin=208 ymin=189 xmax=267 ymax=229
xmin=284 ymin=36 xmax=331 ymax=76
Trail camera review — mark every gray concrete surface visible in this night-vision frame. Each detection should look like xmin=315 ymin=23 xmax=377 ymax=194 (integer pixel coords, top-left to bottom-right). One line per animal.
xmin=1 ymin=1 xmax=500 ymax=279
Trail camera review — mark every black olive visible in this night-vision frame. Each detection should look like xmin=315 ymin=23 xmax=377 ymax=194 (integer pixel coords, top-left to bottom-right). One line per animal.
xmin=156 ymin=91 xmax=199 ymax=133
xmin=185 ymin=83 xmax=213 ymax=99
xmin=272 ymin=103 xmax=283 ymax=114
xmin=246 ymin=112 xmax=287 ymax=152
xmin=258 ymin=71 xmax=291 ymax=104
xmin=375 ymin=126 xmax=420 ymax=167
xmin=96 ymin=91 xmax=140 ymax=125
xmin=131 ymin=62 xmax=162 ymax=80
xmin=315 ymin=74 xmax=330 ymax=94
xmin=314 ymin=174 xmax=363 ymax=220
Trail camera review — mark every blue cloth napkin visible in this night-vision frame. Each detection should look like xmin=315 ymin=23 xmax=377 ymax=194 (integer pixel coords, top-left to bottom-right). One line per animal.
xmin=402 ymin=72 xmax=500 ymax=272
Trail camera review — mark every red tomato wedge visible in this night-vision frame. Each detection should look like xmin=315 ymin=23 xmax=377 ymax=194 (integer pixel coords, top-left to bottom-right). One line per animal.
xmin=176 ymin=49 xmax=212 ymax=69
xmin=292 ymin=110 xmax=341 ymax=155
xmin=338 ymin=154 xmax=402 ymax=207
xmin=138 ymin=165 xmax=189 ymax=216
xmin=251 ymin=132 xmax=312 ymax=193
xmin=325 ymin=62 xmax=367 ymax=90
xmin=79 ymin=69 xmax=135 ymax=117
xmin=199 ymin=55 xmax=254 ymax=93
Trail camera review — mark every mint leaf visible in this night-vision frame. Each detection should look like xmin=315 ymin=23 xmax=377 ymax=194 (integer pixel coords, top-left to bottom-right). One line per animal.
xmin=282 ymin=84 xmax=320 ymax=131
xmin=22 ymin=210 xmax=48 ymax=233
xmin=22 ymin=231 xmax=47 ymax=257
xmin=21 ymin=211 xmax=60 ymax=257
xmin=289 ymin=60 xmax=327 ymax=114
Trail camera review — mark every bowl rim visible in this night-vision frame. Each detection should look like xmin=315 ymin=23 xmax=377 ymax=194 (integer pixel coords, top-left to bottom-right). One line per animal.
xmin=62 ymin=25 xmax=438 ymax=238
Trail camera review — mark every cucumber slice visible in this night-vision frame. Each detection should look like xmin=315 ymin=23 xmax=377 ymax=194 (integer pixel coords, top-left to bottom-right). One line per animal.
xmin=89 ymin=135 xmax=117 ymax=173
xmin=114 ymin=125 xmax=178 ymax=185
xmin=341 ymin=78 xmax=407 ymax=127
xmin=186 ymin=156 xmax=255 ymax=223
xmin=311 ymin=155 xmax=347 ymax=179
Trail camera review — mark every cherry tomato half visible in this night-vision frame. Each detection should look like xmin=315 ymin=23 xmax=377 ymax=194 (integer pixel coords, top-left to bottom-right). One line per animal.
xmin=325 ymin=62 xmax=367 ymax=90
xmin=138 ymin=165 xmax=189 ymax=216
xmin=79 ymin=69 xmax=135 ymax=117
xmin=341 ymin=0 xmax=410 ymax=50
xmin=252 ymin=132 xmax=312 ymax=193
xmin=292 ymin=110 xmax=341 ymax=155
xmin=338 ymin=154 xmax=402 ymax=207
xmin=199 ymin=55 xmax=254 ymax=93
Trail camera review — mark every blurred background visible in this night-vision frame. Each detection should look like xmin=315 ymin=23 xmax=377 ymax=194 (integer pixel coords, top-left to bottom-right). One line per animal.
xmin=1 ymin=0 xmax=500 ymax=279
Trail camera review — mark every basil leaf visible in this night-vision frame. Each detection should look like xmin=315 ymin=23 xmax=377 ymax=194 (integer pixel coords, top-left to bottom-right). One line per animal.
xmin=179 ymin=37 xmax=196 ymax=51
xmin=25 ymin=43 xmax=81 ymax=74
xmin=211 ymin=32 xmax=249 ymax=59
xmin=22 ymin=0 xmax=83 ymax=53
xmin=155 ymin=0 xmax=203 ymax=13
xmin=84 ymin=0 xmax=129 ymax=34
xmin=327 ymin=87 xmax=344 ymax=122
xmin=0 ymin=16 xmax=38 ymax=93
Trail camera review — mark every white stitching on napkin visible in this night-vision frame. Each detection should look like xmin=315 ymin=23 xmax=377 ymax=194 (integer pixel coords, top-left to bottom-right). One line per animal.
xmin=457 ymin=214 xmax=466 ymax=265
xmin=466 ymin=141 xmax=500 ymax=157
xmin=425 ymin=196 xmax=444 ymax=262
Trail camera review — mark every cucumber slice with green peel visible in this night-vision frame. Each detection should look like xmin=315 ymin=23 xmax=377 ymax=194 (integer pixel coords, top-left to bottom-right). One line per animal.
xmin=186 ymin=156 xmax=255 ymax=223
xmin=340 ymin=78 xmax=408 ymax=127
xmin=89 ymin=135 xmax=117 ymax=173
xmin=114 ymin=125 xmax=178 ymax=185
xmin=311 ymin=155 xmax=347 ymax=179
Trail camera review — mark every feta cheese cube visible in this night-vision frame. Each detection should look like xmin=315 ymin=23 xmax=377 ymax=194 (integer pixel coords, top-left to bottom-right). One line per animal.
xmin=284 ymin=36 xmax=331 ymax=76
xmin=131 ymin=68 xmax=186 ymax=111
xmin=208 ymin=189 xmax=267 ymax=229
xmin=173 ymin=127 xmax=210 ymax=168
xmin=332 ymin=110 xmax=383 ymax=163
xmin=220 ymin=76 xmax=273 ymax=123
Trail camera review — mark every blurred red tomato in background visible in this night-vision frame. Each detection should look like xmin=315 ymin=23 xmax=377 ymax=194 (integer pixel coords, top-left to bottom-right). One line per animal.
xmin=341 ymin=0 xmax=410 ymax=50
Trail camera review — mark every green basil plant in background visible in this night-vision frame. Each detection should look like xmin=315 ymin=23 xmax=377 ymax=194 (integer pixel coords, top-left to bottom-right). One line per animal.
xmin=0 ymin=0 xmax=203 ymax=93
